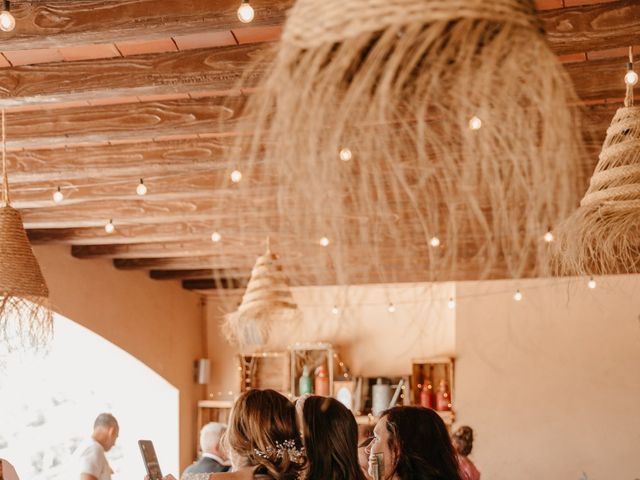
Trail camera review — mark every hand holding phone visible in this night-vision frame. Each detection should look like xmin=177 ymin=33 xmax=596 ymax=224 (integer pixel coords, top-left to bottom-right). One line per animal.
xmin=138 ymin=440 xmax=163 ymax=480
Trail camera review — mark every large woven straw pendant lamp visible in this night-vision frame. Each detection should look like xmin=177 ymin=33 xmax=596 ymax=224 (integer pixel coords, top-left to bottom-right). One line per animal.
xmin=224 ymin=0 xmax=586 ymax=285
xmin=555 ymin=49 xmax=640 ymax=275
xmin=223 ymin=240 xmax=301 ymax=350
xmin=0 ymin=110 xmax=52 ymax=350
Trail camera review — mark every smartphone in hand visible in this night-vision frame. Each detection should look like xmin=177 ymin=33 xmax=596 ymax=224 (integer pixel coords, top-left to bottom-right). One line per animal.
xmin=138 ymin=440 xmax=163 ymax=480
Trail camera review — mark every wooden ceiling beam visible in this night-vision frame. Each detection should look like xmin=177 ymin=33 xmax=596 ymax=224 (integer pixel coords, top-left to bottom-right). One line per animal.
xmin=2 ymin=96 xmax=246 ymax=150
xmin=565 ymin=57 xmax=631 ymax=102
xmin=182 ymin=278 xmax=248 ymax=290
xmin=150 ymin=269 xmax=229 ymax=281
xmin=0 ymin=44 xmax=266 ymax=109
xmin=4 ymin=138 xmax=238 ymax=183
xmin=0 ymin=23 xmax=635 ymax=111
xmin=0 ymin=88 xmax=617 ymax=152
xmin=72 ymin=240 xmax=301 ymax=260
xmin=21 ymin=198 xmax=255 ymax=229
xmin=8 ymin=171 xmax=277 ymax=209
xmin=27 ymin=221 xmax=281 ymax=246
xmin=540 ymin=0 xmax=640 ymax=56
xmin=1 ymin=1 xmax=635 ymax=58
xmin=72 ymin=238 xmax=443 ymax=261
xmin=4 ymin=1 xmax=293 ymax=51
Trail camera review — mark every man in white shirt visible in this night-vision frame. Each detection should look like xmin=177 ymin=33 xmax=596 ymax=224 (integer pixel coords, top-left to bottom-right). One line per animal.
xmin=72 ymin=413 xmax=119 ymax=480
xmin=180 ymin=422 xmax=229 ymax=479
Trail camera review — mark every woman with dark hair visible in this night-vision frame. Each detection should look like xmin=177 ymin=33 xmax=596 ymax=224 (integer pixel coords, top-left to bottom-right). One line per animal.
xmin=452 ymin=426 xmax=480 ymax=480
xmin=365 ymin=406 xmax=461 ymax=480
xmin=296 ymin=395 xmax=367 ymax=480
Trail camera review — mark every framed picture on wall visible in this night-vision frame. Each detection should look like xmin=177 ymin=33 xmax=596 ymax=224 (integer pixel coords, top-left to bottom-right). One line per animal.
xmin=333 ymin=379 xmax=357 ymax=411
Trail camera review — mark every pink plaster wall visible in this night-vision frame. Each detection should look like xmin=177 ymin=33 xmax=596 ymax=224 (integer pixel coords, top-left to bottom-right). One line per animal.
xmin=455 ymin=275 xmax=640 ymax=479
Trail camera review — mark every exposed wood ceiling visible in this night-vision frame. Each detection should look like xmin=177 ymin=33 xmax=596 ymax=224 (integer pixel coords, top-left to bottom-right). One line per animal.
xmin=1 ymin=0 xmax=638 ymax=293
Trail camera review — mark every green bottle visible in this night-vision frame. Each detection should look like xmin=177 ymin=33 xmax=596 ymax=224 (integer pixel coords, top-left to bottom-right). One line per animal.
xmin=298 ymin=365 xmax=313 ymax=396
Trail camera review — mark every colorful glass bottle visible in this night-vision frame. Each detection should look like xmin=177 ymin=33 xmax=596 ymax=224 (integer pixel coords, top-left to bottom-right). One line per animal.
xmin=299 ymin=365 xmax=313 ymax=396
xmin=435 ymin=379 xmax=451 ymax=411
xmin=420 ymin=378 xmax=434 ymax=409
xmin=314 ymin=365 xmax=330 ymax=396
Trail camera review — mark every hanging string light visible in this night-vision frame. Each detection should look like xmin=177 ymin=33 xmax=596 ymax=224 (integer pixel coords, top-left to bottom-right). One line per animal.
xmin=319 ymin=236 xmax=330 ymax=247
xmin=237 ymin=1 xmax=254 ymax=23
xmin=625 ymin=54 xmax=639 ymax=86
xmin=543 ymin=230 xmax=554 ymax=243
xmin=331 ymin=305 xmax=339 ymax=315
xmin=0 ymin=1 xmax=15 ymax=32
xmin=587 ymin=277 xmax=597 ymax=289
xmin=387 ymin=303 xmax=396 ymax=313
xmin=469 ymin=116 xmax=482 ymax=130
xmin=211 ymin=231 xmax=222 ymax=243
xmin=429 ymin=236 xmax=441 ymax=248
xmin=136 ymin=178 xmax=147 ymax=196
xmin=104 ymin=219 xmax=115 ymax=234
xmin=52 ymin=186 xmax=64 ymax=203
xmin=230 ymin=170 xmax=242 ymax=183
xmin=339 ymin=148 xmax=352 ymax=162
xmin=513 ymin=289 xmax=523 ymax=302
xmin=447 ymin=297 xmax=456 ymax=310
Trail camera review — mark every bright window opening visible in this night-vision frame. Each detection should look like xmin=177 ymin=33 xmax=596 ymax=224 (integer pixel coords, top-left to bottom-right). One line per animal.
xmin=0 ymin=312 xmax=179 ymax=479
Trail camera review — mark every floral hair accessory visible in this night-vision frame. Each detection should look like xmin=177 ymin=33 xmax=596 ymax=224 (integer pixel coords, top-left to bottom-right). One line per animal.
xmin=254 ymin=438 xmax=306 ymax=465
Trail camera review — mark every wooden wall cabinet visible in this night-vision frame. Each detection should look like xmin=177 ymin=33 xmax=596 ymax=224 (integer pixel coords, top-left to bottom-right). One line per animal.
xmin=410 ymin=356 xmax=455 ymax=425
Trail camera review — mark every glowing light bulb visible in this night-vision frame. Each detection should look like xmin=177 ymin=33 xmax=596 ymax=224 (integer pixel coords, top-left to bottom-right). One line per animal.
xmin=513 ymin=289 xmax=523 ymax=302
xmin=52 ymin=187 xmax=64 ymax=203
xmin=0 ymin=10 xmax=15 ymax=33
xmin=211 ymin=231 xmax=221 ymax=243
xmin=105 ymin=220 xmax=115 ymax=234
xmin=237 ymin=1 xmax=254 ymax=23
xmin=543 ymin=231 xmax=554 ymax=243
xmin=387 ymin=303 xmax=396 ymax=313
xmin=331 ymin=305 xmax=339 ymax=315
xmin=136 ymin=179 xmax=147 ymax=196
xmin=339 ymin=148 xmax=352 ymax=162
xmin=230 ymin=170 xmax=242 ymax=183
xmin=625 ymin=70 xmax=639 ymax=86
xmin=588 ymin=277 xmax=597 ymax=289
xmin=319 ymin=236 xmax=330 ymax=247
xmin=429 ymin=236 xmax=441 ymax=248
xmin=447 ymin=297 xmax=456 ymax=310
xmin=469 ymin=116 xmax=482 ymax=130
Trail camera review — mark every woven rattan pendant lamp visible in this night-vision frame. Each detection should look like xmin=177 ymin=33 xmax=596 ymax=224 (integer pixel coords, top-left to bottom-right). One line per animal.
xmin=222 ymin=0 xmax=586 ymax=285
xmin=556 ymin=48 xmax=640 ymax=275
xmin=0 ymin=110 xmax=52 ymax=350
xmin=223 ymin=239 xmax=301 ymax=350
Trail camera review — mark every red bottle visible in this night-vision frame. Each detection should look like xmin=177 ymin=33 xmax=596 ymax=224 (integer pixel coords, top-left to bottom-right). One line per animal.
xmin=420 ymin=379 xmax=434 ymax=409
xmin=314 ymin=365 xmax=330 ymax=396
xmin=435 ymin=379 xmax=451 ymax=411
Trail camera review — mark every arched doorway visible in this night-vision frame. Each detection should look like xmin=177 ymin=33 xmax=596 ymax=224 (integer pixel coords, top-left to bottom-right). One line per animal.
xmin=0 ymin=312 xmax=179 ymax=479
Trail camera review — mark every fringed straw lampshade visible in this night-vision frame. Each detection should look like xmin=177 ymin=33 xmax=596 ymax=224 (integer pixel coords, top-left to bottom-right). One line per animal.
xmin=224 ymin=241 xmax=301 ymax=350
xmin=221 ymin=0 xmax=586 ymax=285
xmin=0 ymin=110 xmax=52 ymax=350
xmin=556 ymin=49 xmax=640 ymax=275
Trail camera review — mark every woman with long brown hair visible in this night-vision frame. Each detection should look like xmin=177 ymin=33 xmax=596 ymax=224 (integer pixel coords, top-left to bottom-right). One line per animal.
xmin=213 ymin=389 xmax=305 ymax=479
xmin=154 ymin=389 xmax=304 ymax=480
xmin=296 ymin=395 xmax=367 ymax=480
xmin=365 ymin=406 xmax=461 ymax=480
